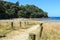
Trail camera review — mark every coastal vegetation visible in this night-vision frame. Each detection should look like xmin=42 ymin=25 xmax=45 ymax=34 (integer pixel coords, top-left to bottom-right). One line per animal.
xmin=0 ymin=20 xmax=39 ymax=38
xmin=0 ymin=20 xmax=60 ymax=40
xmin=0 ymin=0 xmax=48 ymax=19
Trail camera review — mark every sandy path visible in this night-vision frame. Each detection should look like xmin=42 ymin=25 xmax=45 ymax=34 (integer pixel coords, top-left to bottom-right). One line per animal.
xmin=0 ymin=25 xmax=40 ymax=40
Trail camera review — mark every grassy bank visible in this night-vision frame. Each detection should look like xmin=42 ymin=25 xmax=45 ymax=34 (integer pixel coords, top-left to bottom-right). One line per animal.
xmin=40 ymin=22 xmax=60 ymax=40
xmin=0 ymin=22 xmax=12 ymax=38
xmin=0 ymin=20 xmax=39 ymax=38
xmin=0 ymin=19 xmax=60 ymax=40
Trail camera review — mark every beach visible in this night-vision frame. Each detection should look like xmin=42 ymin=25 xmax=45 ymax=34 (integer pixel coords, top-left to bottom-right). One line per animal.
xmin=0 ymin=19 xmax=60 ymax=40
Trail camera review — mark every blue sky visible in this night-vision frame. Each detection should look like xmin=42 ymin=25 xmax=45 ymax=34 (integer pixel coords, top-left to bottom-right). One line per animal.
xmin=4 ymin=0 xmax=60 ymax=17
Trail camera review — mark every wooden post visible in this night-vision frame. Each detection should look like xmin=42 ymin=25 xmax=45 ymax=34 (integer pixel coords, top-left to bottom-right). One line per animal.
xmin=40 ymin=23 xmax=43 ymax=37
xmin=0 ymin=35 xmax=6 ymax=38
xmin=20 ymin=21 xmax=21 ymax=28
xmin=11 ymin=22 xmax=15 ymax=30
xmin=24 ymin=21 xmax=26 ymax=27
xmin=29 ymin=33 xmax=36 ymax=40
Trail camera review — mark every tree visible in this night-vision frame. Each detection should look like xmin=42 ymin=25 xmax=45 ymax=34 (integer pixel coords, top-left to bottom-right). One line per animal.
xmin=43 ymin=12 xmax=48 ymax=17
xmin=0 ymin=1 xmax=48 ymax=19
xmin=15 ymin=1 xmax=19 ymax=6
xmin=0 ymin=0 xmax=3 ymax=1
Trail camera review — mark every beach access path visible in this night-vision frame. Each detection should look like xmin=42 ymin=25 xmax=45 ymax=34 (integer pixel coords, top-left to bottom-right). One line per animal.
xmin=0 ymin=24 xmax=40 ymax=40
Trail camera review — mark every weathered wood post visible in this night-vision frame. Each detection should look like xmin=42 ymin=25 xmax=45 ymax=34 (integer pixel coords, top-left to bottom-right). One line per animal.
xmin=40 ymin=23 xmax=43 ymax=37
xmin=29 ymin=33 xmax=36 ymax=40
xmin=11 ymin=22 xmax=15 ymax=30
xmin=20 ymin=21 xmax=21 ymax=28
xmin=24 ymin=21 xmax=26 ymax=28
xmin=0 ymin=35 xmax=6 ymax=38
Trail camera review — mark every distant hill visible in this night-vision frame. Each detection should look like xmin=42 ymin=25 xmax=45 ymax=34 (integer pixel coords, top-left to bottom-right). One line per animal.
xmin=0 ymin=1 xmax=48 ymax=19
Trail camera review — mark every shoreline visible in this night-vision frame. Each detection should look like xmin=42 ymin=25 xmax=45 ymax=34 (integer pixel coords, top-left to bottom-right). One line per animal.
xmin=0 ymin=18 xmax=60 ymax=22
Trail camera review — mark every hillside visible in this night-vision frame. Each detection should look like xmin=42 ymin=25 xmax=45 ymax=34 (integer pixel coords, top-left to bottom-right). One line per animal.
xmin=0 ymin=1 xmax=48 ymax=19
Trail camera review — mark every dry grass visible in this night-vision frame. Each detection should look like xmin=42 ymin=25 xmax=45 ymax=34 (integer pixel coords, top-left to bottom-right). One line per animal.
xmin=0 ymin=21 xmax=11 ymax=36
xmin=0 ymin=20 xmax=38 ymax=39
xmin=1 ymin=19 xmax=60 ymax=40
xmin=40 ymin=22 xmax=60 ymax=40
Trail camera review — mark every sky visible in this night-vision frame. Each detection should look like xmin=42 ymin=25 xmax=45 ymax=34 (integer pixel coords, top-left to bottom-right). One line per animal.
xmin=4 ymin=0 xmax=60 ymax=17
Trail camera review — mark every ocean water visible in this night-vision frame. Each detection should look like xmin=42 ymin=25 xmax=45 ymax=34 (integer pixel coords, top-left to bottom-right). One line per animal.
xmin=33 ymin=17 xmax=60 ymax=21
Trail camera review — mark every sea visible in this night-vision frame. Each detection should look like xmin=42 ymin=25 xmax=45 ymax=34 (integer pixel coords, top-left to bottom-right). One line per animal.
xmin=0 ymin=17 xmax=60 ymax=22
xmin=32 ymin=17 xmax=60 ymax=22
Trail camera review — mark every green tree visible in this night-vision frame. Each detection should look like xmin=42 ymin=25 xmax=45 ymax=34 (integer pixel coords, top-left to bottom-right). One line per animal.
xmin=0 ymin=1 xmax=48 ymax=19
xmin=15 ymin=1 xmax=19 ymax=6
xmin=0 ymin=0 xmax=3 ymax=1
